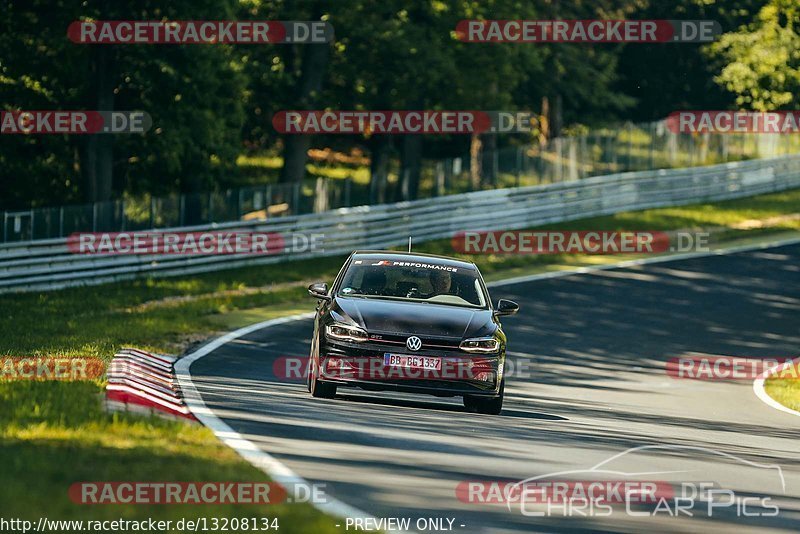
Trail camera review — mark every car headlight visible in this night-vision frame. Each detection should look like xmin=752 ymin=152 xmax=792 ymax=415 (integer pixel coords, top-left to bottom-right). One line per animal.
xmin=325 ymin=323 xmax=368 ymax=343
xmin=460 ymin=337 xmax=500 ymax=353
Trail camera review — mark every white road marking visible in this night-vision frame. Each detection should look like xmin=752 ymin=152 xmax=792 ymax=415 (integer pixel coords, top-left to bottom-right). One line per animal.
xmin=175 ymin=313 xmax=413 ymax=532
xmin=176 ymin=235 xmax=800 ymax=528
xmin=753 ymin=357 xmax=800 ymax=418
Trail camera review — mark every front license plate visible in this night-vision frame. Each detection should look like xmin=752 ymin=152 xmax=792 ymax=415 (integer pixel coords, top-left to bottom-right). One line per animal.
xmin=384 ymin=353 xmax=442 ymax=371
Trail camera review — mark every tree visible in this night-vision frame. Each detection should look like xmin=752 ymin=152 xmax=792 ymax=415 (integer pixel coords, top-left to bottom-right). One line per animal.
xmin=617 ymin=0 xmax=768 ymax=121
xmin=0 ymin=0 xmax=246 ymax=211
xmin=707 ymin=0 xmax=800 ymax=110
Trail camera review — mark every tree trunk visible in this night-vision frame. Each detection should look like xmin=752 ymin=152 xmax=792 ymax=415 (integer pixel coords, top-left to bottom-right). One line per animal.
xmin=469 ymin=133 xmax=482 ymax=190
xmin=551 ymin=0 xmax=563 ymax=140
xmin=280 ymin=134 xmax=313 ymax=185
xmin=481 ymin=81 xmax=498 ymax=186
xmin=279 ymin=40 xmax=330 ymax=184
xmin=539 ymin=96 xmax=550 ymax=146
xmin=82 ymin=45 xmax=113 ymax=204
xmin=552 ymin=93 xmax=563 ymax=138
xmin=400 ymin=135 xmax=422 ymax=200
xmin=481 ymin=133 xmax=497 ymax=186
xmin=369 ymin=136 xmax=392 ymax=203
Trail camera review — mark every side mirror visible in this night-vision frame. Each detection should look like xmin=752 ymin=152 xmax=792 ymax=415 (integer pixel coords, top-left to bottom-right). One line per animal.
xmin=307 ymin=282 xmax=331 ymax=301
xmin=494 ymin=299 xmax=519 ymax=317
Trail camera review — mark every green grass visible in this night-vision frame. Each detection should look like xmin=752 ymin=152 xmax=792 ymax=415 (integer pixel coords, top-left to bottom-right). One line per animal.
xmin=0 ymin=382 xmax=338 ymax=532
xmin=1 ymin=187 xmax=798 ymax=528
xmin=3 ymin=260 xmax=347 ymax=359
xmin=1 ymin=259 xmax=348 ymax=529
xmin=234 ymin=153 xmax=282 ymax=185
xmin=764 ymin=361 xmax=800 ymax=412
xmin=235 ymin=153 xmax=372 ymax=186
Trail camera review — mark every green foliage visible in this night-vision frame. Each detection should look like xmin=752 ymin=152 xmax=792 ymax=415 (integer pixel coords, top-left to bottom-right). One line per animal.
xmin=0 ymin=0 xmax=246 ymax=207
xmin=1 ymin=0 xmax=795 ymax=208
xmin=708 ymin=0 xmax=800 ymax=109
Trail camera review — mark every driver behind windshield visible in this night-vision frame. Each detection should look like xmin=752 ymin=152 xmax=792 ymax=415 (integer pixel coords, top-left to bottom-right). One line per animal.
xmin=428 ymin=269 xmax=452 ymax=297
xmin=339 ymin=263 xmax=484 ymax=307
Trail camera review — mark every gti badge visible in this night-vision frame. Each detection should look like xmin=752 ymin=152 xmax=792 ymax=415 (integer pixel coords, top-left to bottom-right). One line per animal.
xmin=406 ymin=336 xmax=422 ymax=351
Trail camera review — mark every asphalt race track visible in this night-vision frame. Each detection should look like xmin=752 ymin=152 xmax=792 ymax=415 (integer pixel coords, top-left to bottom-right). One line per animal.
xmin=189 ymin=243 xmax=800 ymax=533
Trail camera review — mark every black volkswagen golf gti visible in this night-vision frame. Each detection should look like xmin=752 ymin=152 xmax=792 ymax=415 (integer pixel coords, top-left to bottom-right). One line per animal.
xmin=306 ymin=251 xmax=518 ymax=414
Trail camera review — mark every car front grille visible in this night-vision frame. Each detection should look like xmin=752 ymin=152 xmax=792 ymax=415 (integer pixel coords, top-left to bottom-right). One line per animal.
xmin=365 ymin=332 xmax=463 ymax=352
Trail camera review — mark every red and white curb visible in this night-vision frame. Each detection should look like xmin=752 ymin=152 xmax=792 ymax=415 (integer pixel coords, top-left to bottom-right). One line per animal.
xmin=753 ymin=357 xmax=800 ymax=418
xmin=106 ymin=348 xmax=197 ymax=422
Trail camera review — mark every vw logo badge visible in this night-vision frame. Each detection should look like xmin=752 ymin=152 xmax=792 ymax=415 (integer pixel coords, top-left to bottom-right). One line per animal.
xmin=406 ymin=336 xmax=422 ymax=351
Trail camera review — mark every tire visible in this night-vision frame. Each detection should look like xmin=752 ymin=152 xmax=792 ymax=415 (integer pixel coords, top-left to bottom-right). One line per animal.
xmin=463 ymin=380 xmax=504 ymax=415
xmin=463 ymin=395 xmax=479 ymax=412
xmin=310 ymin=360 xmax=337 ymax=399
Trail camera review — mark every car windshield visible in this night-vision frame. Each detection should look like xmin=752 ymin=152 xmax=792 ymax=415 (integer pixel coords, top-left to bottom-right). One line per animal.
xmin=338 ymin=260 xmax=487 ymax=308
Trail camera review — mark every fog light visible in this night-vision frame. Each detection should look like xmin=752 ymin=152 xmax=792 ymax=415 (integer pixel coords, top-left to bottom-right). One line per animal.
xmin=473 ymin=371 xmax=495 ymax=382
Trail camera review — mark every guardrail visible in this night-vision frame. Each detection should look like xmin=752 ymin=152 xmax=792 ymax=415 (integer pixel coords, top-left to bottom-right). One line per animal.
xmin=8 ymin=120 xmax=796 ymax=244
xmin=2 ymin=154 xmax=799 ymax=294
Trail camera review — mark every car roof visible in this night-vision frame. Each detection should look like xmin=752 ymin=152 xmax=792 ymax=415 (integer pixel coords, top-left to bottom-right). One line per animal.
xmin=351 ymin=250 xmax=478 ymax=271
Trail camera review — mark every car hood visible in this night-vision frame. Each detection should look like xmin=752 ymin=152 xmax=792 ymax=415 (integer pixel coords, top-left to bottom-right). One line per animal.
xmin=332 ymin=297 xmax=496 ymax=339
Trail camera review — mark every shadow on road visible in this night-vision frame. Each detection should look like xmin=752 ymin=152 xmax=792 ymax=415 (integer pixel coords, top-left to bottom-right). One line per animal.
xmin=335 ymin=392 xmax=569 ymax=421
xmin=189 ymin=244 xmax=800 ymax=533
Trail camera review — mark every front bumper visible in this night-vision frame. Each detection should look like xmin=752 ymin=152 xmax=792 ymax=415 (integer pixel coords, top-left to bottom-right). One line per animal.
xmin=318 ymin=337 xmax=504 ymax=397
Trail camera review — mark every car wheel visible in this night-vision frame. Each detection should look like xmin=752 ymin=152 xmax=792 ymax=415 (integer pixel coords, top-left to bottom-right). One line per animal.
xmin=463 ymin=380 xmax=504 ymax=415
xmin=463 ymin=395 xmax=479 ymax=412
xmin=310 ymin=360 xmax=337 ymax=399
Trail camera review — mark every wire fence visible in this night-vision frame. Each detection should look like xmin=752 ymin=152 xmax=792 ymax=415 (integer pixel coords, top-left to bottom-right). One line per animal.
xmin=4 ymin=120 xmax=799 ymax=244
